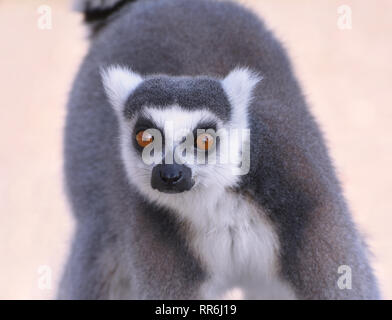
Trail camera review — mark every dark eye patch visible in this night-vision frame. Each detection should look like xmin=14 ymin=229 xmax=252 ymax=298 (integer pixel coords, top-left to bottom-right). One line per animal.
xmin=133 ymin=117 xmax=162 ymax=152
xmin=192 ymin=120 xmax=217 ymax=137
xmin=134 ymin=117 xmax=159 ymax=133
xmin=193 ymin=120 xmax=218 ymax=153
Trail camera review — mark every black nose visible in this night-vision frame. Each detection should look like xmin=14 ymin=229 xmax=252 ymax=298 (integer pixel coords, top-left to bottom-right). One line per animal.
xmin=151 ymin=164 xmax=194 ymax=193
xmin=160 ymin=166 xmax=183 ymax=184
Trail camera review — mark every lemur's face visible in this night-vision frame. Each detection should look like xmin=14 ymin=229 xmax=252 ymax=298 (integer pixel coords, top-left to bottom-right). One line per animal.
xmin=101 ymin=66 xmax=260 ymax=206
xmin=129 ymin=105 xmax=223 ymax=194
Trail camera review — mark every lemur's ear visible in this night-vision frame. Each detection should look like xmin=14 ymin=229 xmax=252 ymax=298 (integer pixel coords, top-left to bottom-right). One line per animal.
xmin=221 ymin=67 xmax=261 ymax=111
xmin=221 ymin=67 xmax=262 ymax=128
xmin=101 ymin=65 xmax=143 ymax=113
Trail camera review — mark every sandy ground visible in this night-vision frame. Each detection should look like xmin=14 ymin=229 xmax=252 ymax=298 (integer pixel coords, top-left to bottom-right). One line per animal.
xmin=0 ymin=0 xmax=391 ymax=299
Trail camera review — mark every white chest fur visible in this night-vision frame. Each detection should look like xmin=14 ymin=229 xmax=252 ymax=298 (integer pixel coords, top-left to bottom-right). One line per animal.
xmin=177 ymin=190 xmax=296 ymax=299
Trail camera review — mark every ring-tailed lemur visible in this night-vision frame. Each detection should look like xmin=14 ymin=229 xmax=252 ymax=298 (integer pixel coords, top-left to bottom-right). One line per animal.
xmin=59 ymin=0 xmax=380 ymax=299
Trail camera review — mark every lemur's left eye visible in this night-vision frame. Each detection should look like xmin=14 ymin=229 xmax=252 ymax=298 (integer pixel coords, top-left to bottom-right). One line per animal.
xmin=196 ymin=133 xmax=214 ymax=151
xmin=136 ymin=130 xmax=154 ymax=147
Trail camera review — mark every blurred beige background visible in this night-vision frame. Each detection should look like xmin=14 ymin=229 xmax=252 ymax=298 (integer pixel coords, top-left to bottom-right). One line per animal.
xmin=0 ymin=0 xmax=391 ymax=299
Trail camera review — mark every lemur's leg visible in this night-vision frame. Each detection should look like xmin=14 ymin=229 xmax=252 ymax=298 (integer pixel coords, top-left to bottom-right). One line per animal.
xmin=57 ymin=225 xmax=131 ymax=299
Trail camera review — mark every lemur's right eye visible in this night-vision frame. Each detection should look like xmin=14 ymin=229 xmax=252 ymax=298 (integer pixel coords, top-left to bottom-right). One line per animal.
xmin=136 ymin=130 xmax=154 ymax=147
xmin=196 ymin=133 xmax=214 ymax=151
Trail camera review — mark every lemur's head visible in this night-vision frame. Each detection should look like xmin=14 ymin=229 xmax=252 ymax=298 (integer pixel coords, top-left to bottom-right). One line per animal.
xmin=101 ymin=66 xmax=260 ymax=207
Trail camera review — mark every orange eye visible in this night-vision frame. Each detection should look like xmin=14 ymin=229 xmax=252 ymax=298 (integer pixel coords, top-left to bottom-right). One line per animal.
xmin=136 ymin=130 xmax=154 ymax=147
xmin=196 ymin=133 xmax=214 ymax=151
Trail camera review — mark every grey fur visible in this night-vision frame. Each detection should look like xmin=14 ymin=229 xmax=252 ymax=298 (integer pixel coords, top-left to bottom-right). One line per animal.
xmin=60 ymin=0 xmax=380 ymax=299
xmin=124 ymin=77 xmax=231 ymax=121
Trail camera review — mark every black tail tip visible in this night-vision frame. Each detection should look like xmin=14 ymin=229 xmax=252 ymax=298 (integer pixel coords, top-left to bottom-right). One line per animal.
xmin=73 ymin=0 xmax=136 ymax=35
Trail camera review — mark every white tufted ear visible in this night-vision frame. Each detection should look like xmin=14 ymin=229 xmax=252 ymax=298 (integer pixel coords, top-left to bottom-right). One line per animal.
xmin=100 ymin=65 xmax=143 ymax=113
xmin=221 ymin=67 xmax=262 ymax=128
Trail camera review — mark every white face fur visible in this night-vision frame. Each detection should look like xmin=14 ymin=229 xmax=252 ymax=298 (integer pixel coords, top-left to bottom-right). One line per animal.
xmin=101 ymin=65 xmax=261 ymax=214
